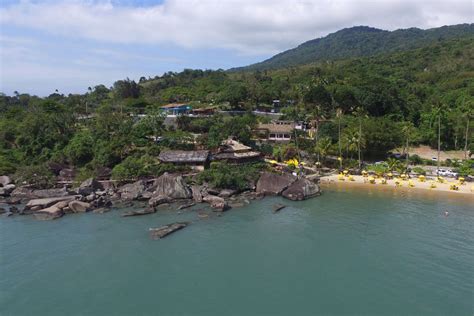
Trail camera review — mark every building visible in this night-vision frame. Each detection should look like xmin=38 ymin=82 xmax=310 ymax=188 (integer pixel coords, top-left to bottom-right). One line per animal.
xmin=160 ymin=103 xmax=192 ymax=116
xmin=213 ymin=138 xmax=261 ymax=163
xmin=158 ymin=150 xmax=210 ymax=171
xmin=255 ymin=121 xmax=295 ymax=141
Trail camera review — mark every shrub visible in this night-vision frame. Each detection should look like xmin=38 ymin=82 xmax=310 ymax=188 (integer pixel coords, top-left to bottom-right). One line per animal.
xmin=196 ymin=162 xmax=265 ymax=190
xmin=14 ymin=164 xmax=55 ymax=189
xmin=409 ymin=154 xmax=423 ymax=165
xmin=64 ymin=130 xmax=94 ymax=166
xmin=412 ymin=167 xmax=426 ymax=175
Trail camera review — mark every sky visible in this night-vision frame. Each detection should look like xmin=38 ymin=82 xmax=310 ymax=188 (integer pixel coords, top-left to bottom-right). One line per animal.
xmin=0 ymin=0 xmax=472 ymax=96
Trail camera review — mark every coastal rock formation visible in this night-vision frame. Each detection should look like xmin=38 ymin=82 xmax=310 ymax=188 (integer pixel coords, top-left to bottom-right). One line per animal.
xmin=33 ymin=201 xmax=69 ymax=220
xmin=256 ymin=172 xmax=296 ymax=196
xmin=191 ymin=185 xmax=204 ymax=202
xmin=25 ymin=196 xmax=78 ymax=212
xmin=77 ymin=178 xmax=104 ymax=196
xmin=281 ymin=178 xmax=321 ymax=201
xmin=0 ymin=184 xmax=16 ymax=196
xmin=0 ymin=175 xmax=13 ymax=187
xmin=218 ymin=189 xmax=236 ymax=198
xmin=148 ymin=194 xmax=171 ymax=207
xmin=203 ymin=194 xmax=229 ymax=211
xmin=122 ymin=207 xmax=156 ymax=217
xmin=151 ymin=173 xmax=192 ymax=200
xmin=118 ymin=180 xmax=147 ymax=201
xmin=68 ymin=200 xmax=91 ymax=213
xmin=149 ymin=222 xmax=188 ymax=239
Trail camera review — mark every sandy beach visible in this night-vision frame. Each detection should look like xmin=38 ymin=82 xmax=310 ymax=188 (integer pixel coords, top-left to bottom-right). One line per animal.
xmin=320 ymin=174 xmax=474 ymax=197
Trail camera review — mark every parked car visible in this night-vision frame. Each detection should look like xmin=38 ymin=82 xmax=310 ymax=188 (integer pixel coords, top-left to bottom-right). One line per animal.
xmin=437 ymin=169 xmax=458 ymax=178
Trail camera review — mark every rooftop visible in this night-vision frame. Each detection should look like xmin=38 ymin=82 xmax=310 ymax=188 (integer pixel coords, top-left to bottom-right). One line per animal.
xmin=221 ymin=138 xmax=252 ymax=152
xmin=160 ymin=103 xmax=190 ymax=109
xmin=158 ymin=150 xmax=209 ymax=163
xmin=257 ymin=123 xmax=294 ymax=133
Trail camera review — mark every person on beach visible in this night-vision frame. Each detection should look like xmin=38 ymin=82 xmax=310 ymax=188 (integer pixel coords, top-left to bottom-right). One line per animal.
xmin=444 ymin=211 xmax=449 ymax=217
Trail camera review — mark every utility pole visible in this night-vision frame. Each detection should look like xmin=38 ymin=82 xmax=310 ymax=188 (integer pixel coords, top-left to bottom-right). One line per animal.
xmin=465 ymin=114 xmax=470 ymax=160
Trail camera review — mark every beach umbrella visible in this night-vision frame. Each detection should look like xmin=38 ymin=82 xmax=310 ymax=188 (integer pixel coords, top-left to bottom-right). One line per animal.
xmin=458 ymin=177 xmax=465 ymax=185
xmin=348 ymin=175 xmax=355 ymax=181
xmin=429 ymin=181 xmax=437 ymax=189
xmin=368 ymin=176 xmax=375 ymax=184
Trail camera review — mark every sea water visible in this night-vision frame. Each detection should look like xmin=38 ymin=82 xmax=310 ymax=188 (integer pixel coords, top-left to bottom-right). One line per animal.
xmin=1 ymin=189 xmax=473 ymax=315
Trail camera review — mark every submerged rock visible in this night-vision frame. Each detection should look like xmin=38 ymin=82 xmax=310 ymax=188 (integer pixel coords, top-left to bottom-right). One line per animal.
xmin=272 ymin=204 xmax=286 ymax=213
xmin=149 ymin=222 xmax=188 ymax=239
xmin=256 ymin=172 xmax=296 ymax=196
xmin=281 ymin=178 xmax=321 ymax=201
xmin=203 ymin=195 xmax=229 ymax=211
xmin=122 ymin=207 xmax=156 ymax=217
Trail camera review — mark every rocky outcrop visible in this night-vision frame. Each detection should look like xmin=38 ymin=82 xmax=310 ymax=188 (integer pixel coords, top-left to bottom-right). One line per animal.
xmin=68 ymin=200 xmax=91 ymax=213
xmin=218 ymin=189 xmax=236 ymax=198
xmin=33 ymin=201 xmax=69 ymax=220
xmin=148 ymin=194 xmax=171 ymax=207
xmin=118 ymin=180 xmax=147 ymax=201
xmin=151 ymin=173 xmax=192 ymax=200
xmin=0 ymin=184 xmax=15 ymax=196
xmin=77 ymin=178 xmax=104 ymax=196
xmin=25 ymin=196 xmax=78 ymax=212
xmin=256 ymin=172 xmax=296 ymax=196
xmin=281 ymin=178 xmax=321 ymax=201
xmin=122 ymin=207 xmax=156 ymax=217
xmin=0 ymin=175 xmax=12 ymax=187
xmin=203 ymin=194 xmax=229 ymax=211
xmin=149 ymin=222 xmax=188 ymax=239
xmin=191 ymin=185 xmax=204 ymax=202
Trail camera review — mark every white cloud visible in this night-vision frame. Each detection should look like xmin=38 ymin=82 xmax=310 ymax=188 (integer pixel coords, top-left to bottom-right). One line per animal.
xmin=1 ymin=0 xmax=472 ymax=55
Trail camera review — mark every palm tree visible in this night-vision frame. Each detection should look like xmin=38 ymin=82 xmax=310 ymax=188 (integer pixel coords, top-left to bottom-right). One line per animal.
xmin=352 ymin=107 xmax=367 ymax=170
xmin=336 ymin=108 xmax=343 ymax=169
xmin=401 ymin=122 xmax=416 ymax=167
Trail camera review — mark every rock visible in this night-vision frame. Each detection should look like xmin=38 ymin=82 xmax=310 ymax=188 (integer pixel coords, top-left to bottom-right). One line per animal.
xmin=281 ymin=178 xmax=321 ymax=201
xmin=85 ymin=193 xmax=96 ymax=202
xmin=34 ymin=202 xmax=67 ymax=220
xmin=178 ymin=202 xmax=195 ymax=210
xmin=58 ymin=168 xmax=76 ymax=182
xmin=122 ymin=207 xmax=156 ymax=217
xmin=0 ymin=184 xmax=16 ymax=196
xmin=256 ymin=172 xmax=296 ymax=196
xmin=0 ymin=207 xmax=5 ymax=214
xmin=95 ymin=167 xmax=112 ymax=180
xmin=191 ymin=185 xmax=204 ymax=202
xmin=68 ymin=200 xmax=91 ymax=213
xmin=9 ymin=206 xmax=19 ymax=213
xmin=207 ymin=188 xmax=220 ymax=196
xmin=148 ymin=194 xmax=171 ymax=207
xmin=151 ymin=173 xmax=192 ymax=200
xmin=272 ymin=204 xmax=286 ymax=213
xmin=10 ymin=187 xmax=35 ymax=199
xmin=93 ymin=207 xmax=111 ymax=214
xmin=6 ymin=197 xmax=21 ymax=204
xmin=118 ymin=180 xmax=147 ymax=201
xmin=34 ymin=187 xmax=71 ymax=198
xmin=203 ymin=195 xmax=229 ymax=211
xmin=149 ymin=222 xmax=188 ymax=239
xmin=78 ymin=178 xmax=104 ymax=196
xmin=229 ymin=202 xmax=245 ymax=208
xmin=0 ymin=175 xmax=12 ymax=186
xmin=25 ymin=196 xmax=78 ymax=211
xmin=218 ymin=189 xmax=236 ymax=198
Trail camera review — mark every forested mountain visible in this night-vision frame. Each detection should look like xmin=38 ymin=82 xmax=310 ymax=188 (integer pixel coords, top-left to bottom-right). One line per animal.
xmin=232 ymin=24 xmax=474 ymax=71
xmin=1 ymin=28 xmax=472 ymax=180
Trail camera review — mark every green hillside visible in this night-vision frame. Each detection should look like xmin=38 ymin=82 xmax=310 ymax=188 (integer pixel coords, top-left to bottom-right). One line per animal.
xmin=232 ymin=24 xmax=474 ymax=71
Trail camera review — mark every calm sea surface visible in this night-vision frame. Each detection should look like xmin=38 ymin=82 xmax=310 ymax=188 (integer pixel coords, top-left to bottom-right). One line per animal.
xmin=1 ymin=188 xmax=473 ymax=316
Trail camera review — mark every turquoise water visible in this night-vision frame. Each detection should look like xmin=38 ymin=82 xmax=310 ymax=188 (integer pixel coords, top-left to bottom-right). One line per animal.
xmin=1 ymin=188 xmax=473 ymax=315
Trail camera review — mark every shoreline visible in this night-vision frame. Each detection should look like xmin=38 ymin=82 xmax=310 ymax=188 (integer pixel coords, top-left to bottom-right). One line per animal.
xmin=320 ymin=174 xmax=474 ymax=201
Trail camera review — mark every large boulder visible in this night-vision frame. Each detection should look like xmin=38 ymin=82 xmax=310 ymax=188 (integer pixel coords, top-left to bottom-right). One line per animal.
xmin=118 ymin=180 xmax=147 ymax=201
xmin=0 ymin=184 xmax=16 ymax=196
xmin=256 ymin=172 xmax=296 ymax=196
xmin=10 ymin=187 xmax=35 ymax=199
xmin=203 ymin=194 xmax=229 ymax=211
xmin=68 ymin=200 xmax=91 ymax=213
xmin=33 ymin=201 xmax=68 ymax=220
xmin=148 ymin=194 xmax=171 ymax=207
xmin=32 ymin=187 xmax=70 ymax=198
xmin=25 ymin=196 xmax=78 ymax=211
xmin=151 ymin=173 xmax=191 ymax=200
xmin=281 ymin=178 xmax=321 ymax=201
xmin=77 ymin=178 xmax=104 ymax=196
xmin=0 ymin=175 xmax=12 ymax=187
xmin=191 ymin=185 xmax=204 ymax=202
